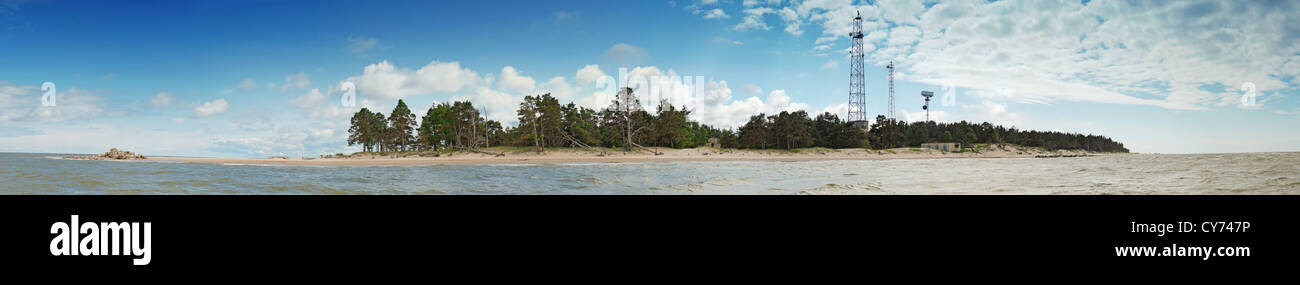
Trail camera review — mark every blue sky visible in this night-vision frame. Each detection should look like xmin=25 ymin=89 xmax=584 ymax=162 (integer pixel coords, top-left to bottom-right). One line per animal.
xmin=1 ymin=0 xmax=1297 ymax=157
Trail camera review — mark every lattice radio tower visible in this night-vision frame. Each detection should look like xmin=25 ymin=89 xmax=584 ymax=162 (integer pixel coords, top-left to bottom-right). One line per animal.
xmin=887 ymin=60 xmax=895 ymax=120
xmin=847 ymin=11 xmax=867 ymax=127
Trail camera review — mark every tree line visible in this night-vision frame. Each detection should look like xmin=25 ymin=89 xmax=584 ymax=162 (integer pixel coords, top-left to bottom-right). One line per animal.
xmin=347 ymin=89 xmax=1128 ymax=153
xmin=863 ymin=115 xmax=1128 ymax=152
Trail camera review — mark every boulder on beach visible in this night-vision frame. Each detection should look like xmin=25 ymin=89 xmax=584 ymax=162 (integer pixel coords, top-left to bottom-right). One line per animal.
xmin=65 ymin=148 xmax=148 ymax=160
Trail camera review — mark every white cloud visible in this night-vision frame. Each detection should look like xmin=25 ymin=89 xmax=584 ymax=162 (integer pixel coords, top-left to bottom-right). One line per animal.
xmin=453 ymin=87 xmax=520 ymax=125
xmin=603 ymin=43 xmax=648 ymax=67
xmin=960 ymin=100 xmax=1020 ymax=127
xmin=744 ymin=7 xmax=774 ymax=16
xmin=0 ymin=122 xmax=218 ymax=157
xmin=819 ymin=102 xmax=847 ymax=118
xmin=149 ymin=92 xmax=172 ymax=108
xmin=194 ymin=99 xmax=229 ymax=117
xmin=287 ymin=84 xmax=379 ymax=120
xmin=784 ymin=22 xmax=803 ymax=37
xmin=684 ymin=0 xmax=729 ymax=20
xmin=741 ymin=84 xmax=762 ymax=95
xmin=281 ymin=72 xmax=311 ymax=92
xmin=700 ymin=8 xmax=728 ymax=19
xmin=734 ymin=17 xmax=769 ymax=31
xmin=734 ymin=7 xmax=774 ymax=31
xmin=0 ymin=83 xmax=107 ymax=122
xmin=290 ymin=88 xmax=326 ymax=108
xmin=695 ymin=0 xmax=1300 ymax=111
xmin=538 ymin=76 xmax=578 ymax=101
xmin=821 ymin=60 xmax=838 ymax=70
xmin=327 ymin=62 xmax=582 ymax=127
xmin=208 ymin=120 xmax=361 ymax=158
xmin=877 ymin=0 xmax=926 ymax=25
xmin=687 ymin=88 xmax=812 ymax=128
xmin=308 ymin=128 xmax=334 ymax=141
xmin=347 ymin=36 xmax=379 ymax=57
xmin=345 ymin=60 xmax=485 ymax=99
xmin=575 ymin=64 xmax=607 ymax=84
xmin=578 ymin=90 xmax=617 ymax=111
xmin=779 ymin=7 xmax=803 ymax=36
xmin=765 ymin=89 xmax=810 ymax=113
xmin=496 ymin=66 xmax=536 ymax=94
xmin=595 ymin=66 xmax=815 ymax=128
xmin=885 ymin=25 xmax=920 ymax=47
xmin=212 ymin=137 xmax=279 ymax=156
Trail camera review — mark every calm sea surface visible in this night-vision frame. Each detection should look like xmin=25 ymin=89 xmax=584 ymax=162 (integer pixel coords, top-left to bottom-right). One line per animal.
xmin=1 ymin=152 xmax=1296 ymax=194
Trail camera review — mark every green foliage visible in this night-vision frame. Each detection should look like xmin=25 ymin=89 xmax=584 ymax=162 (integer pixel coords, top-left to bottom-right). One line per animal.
xmin=514 ymin=93 xmax=563 ymax=151
xmin=348 ymin=89 xmax=1127 ymax=154
xmin=738 ymin=114 xmax=768 ymax=149
xmin=651 ymin=100 xmax=690 ymax=148
xmin=347 ymin=108 xmax=376 ymax=152
xmin=483 ymin=119 xmax=504 ymax=147
xmin=561 ymin=103 xmax=599 ymax=147
xmin=812 ymin=112 xmax=866 ymax=149
xmin=387 ymin=99 xmax=417 ymax=151
xmin=448 ymin=101 xmax=486 ymax=148
xmin=767 ymin=111 xmax=813 ymax=149
xmin=867 ymin=119 xmax=1128 ymax=152
xmin=418 ymin=103 xmax=451 ymax=150
xmin=369 ymin=111 xmax=387 ymax=152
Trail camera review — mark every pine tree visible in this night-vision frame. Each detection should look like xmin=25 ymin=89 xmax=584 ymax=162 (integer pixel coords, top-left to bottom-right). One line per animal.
xmin=387 ymin=99 xmax=417 ymax=151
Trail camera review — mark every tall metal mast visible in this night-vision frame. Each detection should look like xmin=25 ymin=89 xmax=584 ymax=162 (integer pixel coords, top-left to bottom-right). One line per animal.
xmin=887 ymin=60 xmax=895 ymax=120
xmin=847 ymin=11 xmax=867 ymax=127
xmin=921 ymin=91 xmax=934 ymax=122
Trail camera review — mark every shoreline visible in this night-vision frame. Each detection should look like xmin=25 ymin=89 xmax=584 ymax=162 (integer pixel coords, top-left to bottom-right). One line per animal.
xmin=148 ymin=145 xmax=1109 ymax=166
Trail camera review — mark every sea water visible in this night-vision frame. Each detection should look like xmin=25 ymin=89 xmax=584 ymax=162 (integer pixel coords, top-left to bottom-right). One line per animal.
xmin=1 ymin=152 xmax=1296 ymax=194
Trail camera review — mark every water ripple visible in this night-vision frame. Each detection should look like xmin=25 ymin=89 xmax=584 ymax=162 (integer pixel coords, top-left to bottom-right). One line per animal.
xmin=0 ymin=152 xmax=1296 ymax=195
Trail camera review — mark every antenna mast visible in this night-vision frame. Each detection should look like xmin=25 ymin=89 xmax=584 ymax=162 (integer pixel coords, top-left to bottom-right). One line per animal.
xmin=921 ymin=91 xmax=934 ymax=122
xmin=847 ymin=11 xmax=867 ymax=128
xmin=887 ymin=61 xmax=895 ymax=120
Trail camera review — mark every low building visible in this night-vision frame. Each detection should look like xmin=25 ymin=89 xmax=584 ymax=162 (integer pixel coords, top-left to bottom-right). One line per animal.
xmin=706 ymin=138 xmax=721 ymax=148
xmin=921 ymin=142 xmax=960 ymax=152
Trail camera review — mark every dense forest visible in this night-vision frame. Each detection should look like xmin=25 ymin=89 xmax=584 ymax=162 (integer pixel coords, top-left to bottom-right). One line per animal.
xmin=861 ymin=115 xmax=1128 ymax=152
xmin=347 ymin=89 xmax=1128 ymax=153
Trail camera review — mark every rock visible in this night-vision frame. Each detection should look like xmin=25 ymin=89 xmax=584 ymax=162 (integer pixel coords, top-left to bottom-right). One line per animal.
xmin=66 ymin=148 xmax=147 ymax=160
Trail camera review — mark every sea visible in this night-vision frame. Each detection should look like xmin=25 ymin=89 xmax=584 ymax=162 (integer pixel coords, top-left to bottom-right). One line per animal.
xmin=1 ymin=152 xmax=1296 ymax=194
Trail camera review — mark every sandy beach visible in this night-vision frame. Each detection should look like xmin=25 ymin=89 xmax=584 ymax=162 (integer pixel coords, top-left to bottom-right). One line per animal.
xmin=150 ymin=144 xmax=1102 ymax=166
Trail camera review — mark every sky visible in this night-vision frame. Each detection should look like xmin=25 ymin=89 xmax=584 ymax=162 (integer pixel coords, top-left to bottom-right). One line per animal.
xmin=0 ymin=0 xmax=1297 ymax=157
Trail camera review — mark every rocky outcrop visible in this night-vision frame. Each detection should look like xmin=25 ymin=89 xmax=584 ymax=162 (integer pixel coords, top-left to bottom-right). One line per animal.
xmin=66 ymin=148 xmax=148 ymax=160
